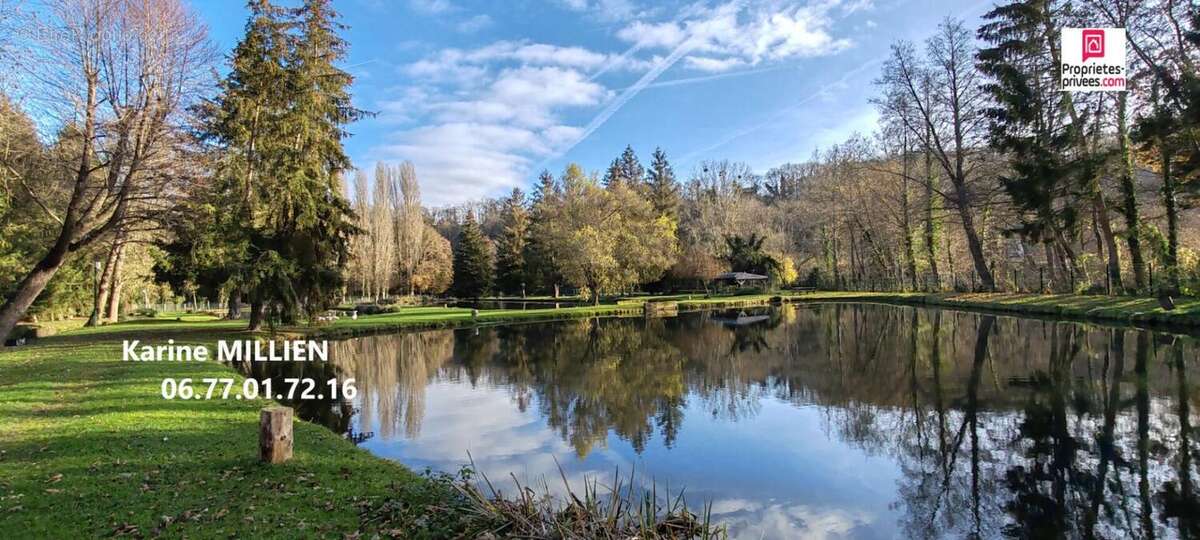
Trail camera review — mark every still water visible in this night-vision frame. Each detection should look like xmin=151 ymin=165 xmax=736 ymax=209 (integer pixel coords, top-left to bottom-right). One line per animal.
xmin=250 ymin=303 xmax=1200 ymax=539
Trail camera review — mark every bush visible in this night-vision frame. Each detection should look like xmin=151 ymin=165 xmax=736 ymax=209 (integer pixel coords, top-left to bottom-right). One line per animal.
xmin=132 ymin=307 xmax=157 ymax=318
xmin=354 ymin=303 xmax=398 ymax=316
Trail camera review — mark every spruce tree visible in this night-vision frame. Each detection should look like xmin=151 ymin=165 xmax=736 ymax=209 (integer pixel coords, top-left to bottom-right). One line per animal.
xmin=276 ymin=0 xmax=364 ymax=320
xmin=495 ymin=188 xmax=529 ymax=295
xmin=645 ymin=147 xmax=679 ymax=219
xmin=204 ymin=0 xmax=292 ymax=329
xmin=602 ymin=145 xmax=644 ymax=188
xmin=523 ymin=170 xmax=563 ymax=296
xmin=977 ymin=0 xmax=1091 ymax=286
xmin=602 ymin=157 xmax=624 ymax=188
xmin=451 ymin=211 xmax=493 ymax=298
xmin=203 ymin=0 xmax=363 ymax=328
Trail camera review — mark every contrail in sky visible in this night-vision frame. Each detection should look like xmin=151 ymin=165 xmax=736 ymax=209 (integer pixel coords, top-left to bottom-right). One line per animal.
xmin=677 ymin=57 xmax=883 ymax=164
xmin=677 ymin=0 xmax=995 ymax=164
xmin=535 ymin=36 xmax=697 ymax=172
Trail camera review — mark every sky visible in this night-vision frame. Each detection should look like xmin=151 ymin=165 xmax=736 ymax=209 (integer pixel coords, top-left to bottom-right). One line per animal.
xmin=194 ymin=0 xmax=995 ymax=206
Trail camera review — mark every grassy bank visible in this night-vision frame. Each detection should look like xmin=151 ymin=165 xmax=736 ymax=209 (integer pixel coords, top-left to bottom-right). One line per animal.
xmin=831 ymin=291 xmax=1200 ymax=328
xmin=2 ymin=290 xmax=1197 ymax=537
xmin=0 ymin=332 xmax=476 ymax=537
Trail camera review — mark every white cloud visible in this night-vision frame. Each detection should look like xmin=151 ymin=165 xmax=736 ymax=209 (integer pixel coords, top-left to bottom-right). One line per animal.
xmin=617 ymin=20 xmax=686 ymax=49
xmin=557 ymin=0 xmax=639 ymax=22
xmin=456 ymin=14 xmax=492 ymax=33
xmin=685 ymin=55 xmax=745 ymax=72
xmin=403 ymin=40 xmax=648 ymax=81
xmin=377 ymin=45 xmax=620 ymax=204
xmin=617 ymin=1 xmax=853 ymax=73
xmin=409 ymin=0 xmax=454 ymax=15
xmin=373 ymin=0 xmax=858 ymax=205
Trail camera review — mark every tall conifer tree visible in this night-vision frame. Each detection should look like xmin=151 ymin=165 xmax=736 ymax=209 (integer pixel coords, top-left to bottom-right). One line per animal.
xmin=451 ymin=211 xmax=493 ymax=298
xmin=645 ymin=147 xmax=679 ymax=220
xmin=495 ymin=188 xmax=529 ymax=295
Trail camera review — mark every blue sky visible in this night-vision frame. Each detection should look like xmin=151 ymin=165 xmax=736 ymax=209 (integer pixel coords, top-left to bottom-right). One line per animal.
xmin=195 ymin=0 xmax=994 ymax=206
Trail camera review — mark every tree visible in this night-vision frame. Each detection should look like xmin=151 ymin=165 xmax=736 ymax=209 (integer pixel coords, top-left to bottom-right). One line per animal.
xmin=523 ymin=170 xmax=563 ymax=296
xmin=668 ymin=245 xmax=724 ymax=292
xmin=0 ymin=0 xmax=213 ymax=343
xmin=370 ymin=164 xmax=396 ymax=299
xmin=877 ymin=18 xmax=997 ymax=290
xmin=977 ymin=0 xmax=1093 ymax=289
xmin=412 ymin=226 xmax=452 ymax=294
xmin=645 ymin=147 xmax=680 ymax=220
xmin=536 ymin=164 xmax=676 ymax=304
xmin=394 ymin=161 xmax=426 ymax=296
xmin=1123 ymin=3 xmax=1200 ymax=294
xmin=603 ymin=145 xmax=644 ymax=188
xmin=724 ymin=233 xmax=781 ymax=276
xmin=495 ymin=188 xmax=529 ymax=296
xmin=450 ymin=210 xmax=492 ymax=298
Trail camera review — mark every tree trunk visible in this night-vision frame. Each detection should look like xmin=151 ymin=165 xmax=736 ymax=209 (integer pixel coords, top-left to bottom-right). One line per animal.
xmin=105 ymin=243 xmax=127 ymax=322
xmin=1161 ymin=144 xmax=1180 ymax=293
xmin=952 ymin=185 xmax=994 ymax=290
xmin=1117 ymin=93 xmax=1146 ymax=292
xmin=0 ymin=242 xmax=70 ymax=344
xmin=901 ymin=152 xmax=918 ymax=291
xmin=227 ymin=291 xmax=243 ymax=320
xmin=923 ymin=129 xmax=940 ymax=291
xmin=85 ymin=249 xmax=116 ymax=327
xmin=248 ymin=298 xmax=265 ymax=331
xmin=1091 ymin=188 xmax=1122 ymax=293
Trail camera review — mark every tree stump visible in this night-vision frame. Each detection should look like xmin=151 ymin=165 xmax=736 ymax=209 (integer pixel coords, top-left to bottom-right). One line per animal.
xmin=259 ymin=406 xmax=293 ymax=463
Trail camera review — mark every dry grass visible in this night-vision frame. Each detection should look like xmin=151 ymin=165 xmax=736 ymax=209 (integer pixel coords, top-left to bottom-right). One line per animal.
xmin=454 ymin=458 xmax=725 ymax=540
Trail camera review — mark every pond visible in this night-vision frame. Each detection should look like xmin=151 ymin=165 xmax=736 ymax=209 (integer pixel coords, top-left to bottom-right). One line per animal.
xmin=245 ymin=303 xmax=1200 ymax=539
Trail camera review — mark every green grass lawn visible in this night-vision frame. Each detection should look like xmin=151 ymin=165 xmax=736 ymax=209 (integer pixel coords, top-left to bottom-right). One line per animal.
xmin=2 ymin=290 xmax=1197 ymax=537
xmin=0 ymin=329 xmax=468 ymax=538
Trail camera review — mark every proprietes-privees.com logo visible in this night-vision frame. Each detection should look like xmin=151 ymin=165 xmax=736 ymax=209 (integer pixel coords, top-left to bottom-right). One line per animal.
xmin=1061 ymin=27 xmax=1127 ymax=91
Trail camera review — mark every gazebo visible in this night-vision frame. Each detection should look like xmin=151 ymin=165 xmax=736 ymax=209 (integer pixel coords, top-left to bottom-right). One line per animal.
xmin=713 ymin=271 xmax=769 ymax=289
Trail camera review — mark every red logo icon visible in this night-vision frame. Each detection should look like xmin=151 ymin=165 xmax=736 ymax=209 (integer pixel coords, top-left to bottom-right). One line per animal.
xmin=1082 ymin=29 xmax=1105 ymax=62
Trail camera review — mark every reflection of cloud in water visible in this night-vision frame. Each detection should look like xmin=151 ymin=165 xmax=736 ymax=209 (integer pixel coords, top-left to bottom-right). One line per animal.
xmin=358 ymin=375 xmax=902 ymax=538
xmin=711 ymin=500 xmax=878 ymax=540
xmin=358 ymin=377 xmax=635 ymax=497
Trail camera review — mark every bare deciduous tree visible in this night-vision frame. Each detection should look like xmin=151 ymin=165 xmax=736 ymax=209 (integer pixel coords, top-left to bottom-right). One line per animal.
xmin=877 ymin=19 xmax=997 ymax=290
xmin=0 ymin=0 xmax=213 ymax=343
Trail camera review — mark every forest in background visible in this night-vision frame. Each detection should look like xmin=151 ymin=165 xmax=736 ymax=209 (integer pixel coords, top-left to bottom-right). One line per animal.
xmin=0 ymin=0 xmax=1199 ymax=345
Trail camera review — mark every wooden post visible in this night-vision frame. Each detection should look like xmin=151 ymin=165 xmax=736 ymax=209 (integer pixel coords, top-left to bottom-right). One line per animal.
xmin=259 ymin=406 xmax=293 ymax=464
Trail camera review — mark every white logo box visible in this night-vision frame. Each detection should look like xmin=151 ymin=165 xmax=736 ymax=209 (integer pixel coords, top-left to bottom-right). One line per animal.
xmin=1061 ymin=28 xmax=1127 ymax=92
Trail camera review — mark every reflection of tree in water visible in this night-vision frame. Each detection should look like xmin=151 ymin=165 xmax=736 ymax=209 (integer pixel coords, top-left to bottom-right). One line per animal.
xmin=320 ymin=304 xmax=1200 ymax=537
xmin=234 ymin=354 xmax=357 ymax=437
xmin=328 ymin=331 xmax=455 ymax=439
xmin=799 ymin=308 xmax=1200 ymax=540
xmin=485 ymin=318 xmax=691 ymax=456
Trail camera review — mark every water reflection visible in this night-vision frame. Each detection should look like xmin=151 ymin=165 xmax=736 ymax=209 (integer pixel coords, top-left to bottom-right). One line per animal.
xmin=288 ymin=304 xmax=1200 ymax=538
